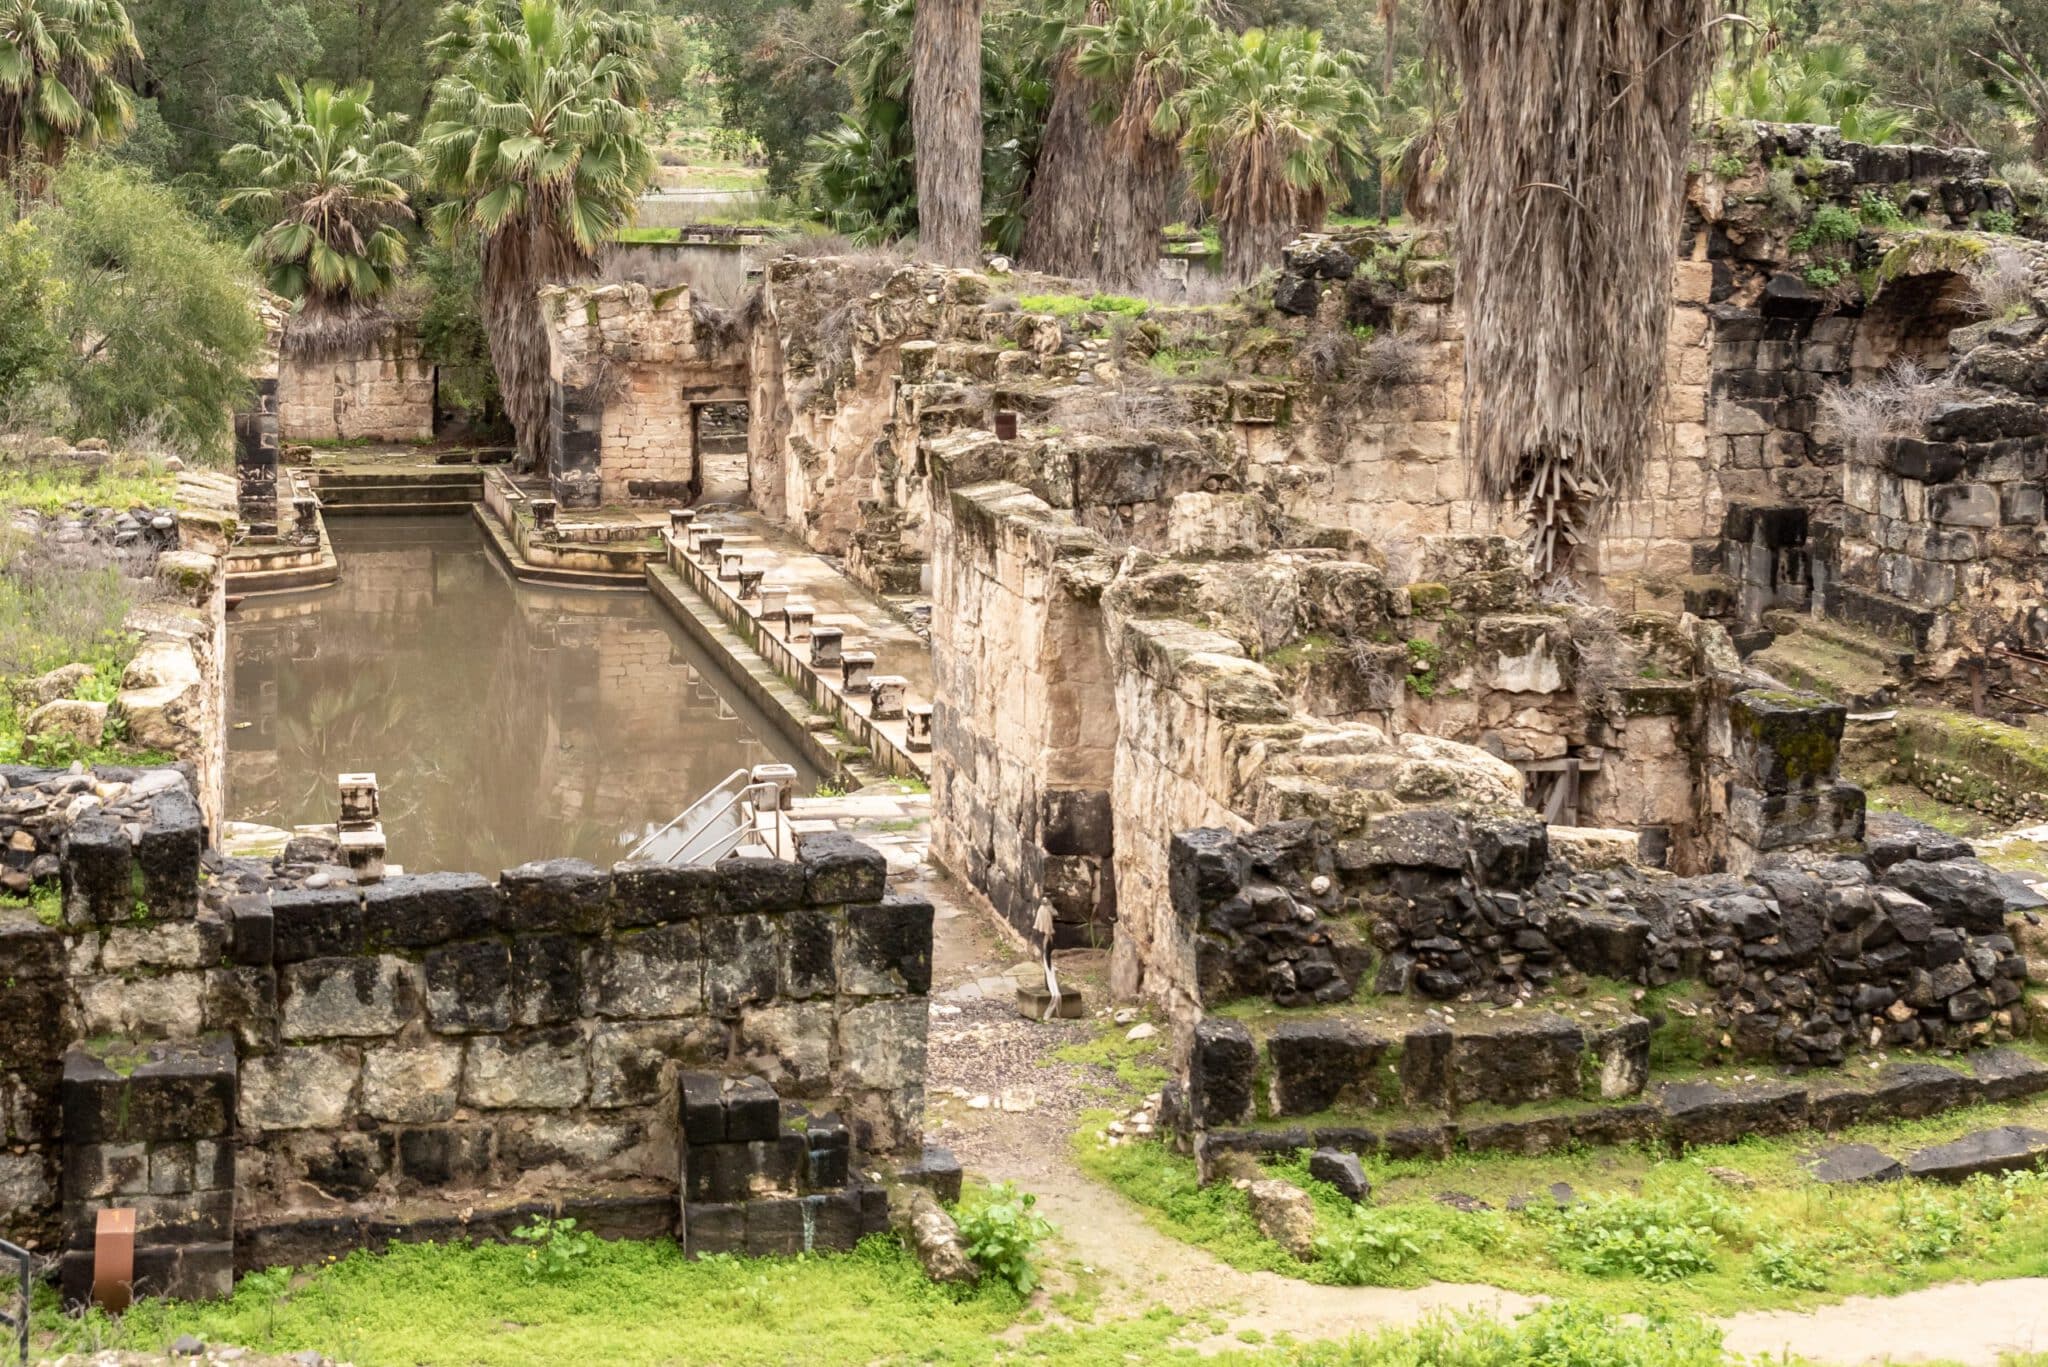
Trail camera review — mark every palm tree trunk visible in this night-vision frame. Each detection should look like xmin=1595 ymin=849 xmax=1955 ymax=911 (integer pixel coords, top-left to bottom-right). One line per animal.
xmin=1017 ymin=39 xmax=1106 ymax=277
xmin=1096 ymin=136 xmax=1174 ymax=291
xmin=1379 ymin=0 xmax=1397 ymax=225
xmin=480 ymin=216 xmax=590 ymax=480
xmin=911 ymin=0 xmax=985 ymax=267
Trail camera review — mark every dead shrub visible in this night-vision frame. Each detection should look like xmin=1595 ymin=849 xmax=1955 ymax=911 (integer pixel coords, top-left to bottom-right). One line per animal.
xmin=0 ymin=523 xmax=157 ymax=682
xmin=1356 ymin=332 xmax=1427 ymax=391
xmin=1817 ymin=360 xmax=1960 ymax=463
xmin=1969 ymin=245 xmax=2037 ymax=320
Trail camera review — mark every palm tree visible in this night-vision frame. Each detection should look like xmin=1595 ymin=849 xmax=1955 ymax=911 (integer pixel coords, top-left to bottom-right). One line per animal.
xmin=1376 ymin=57 xmax=1456 ymax=224
xmin=1074 ymin=0 xmax=1217 ymax=290
xmin=1017 ymin=0 xmax=1108 ymax=277
xmin=1182 ymin=28 xmax=1369 ymax=284
xmin=420 ymin=0 xmax=657 ymax=486
xmin=0 ymin=0 xmax=138 ymax=194
xmin=911 ymin=0 xmax=983 ymax=266
xmin=220 ymin=79 xmax=418 ymax=346
xmin=1438 ymin=0 xmax=1726 ymax=580
xmin=1714 ymin=41 xmax=1910 ymax=144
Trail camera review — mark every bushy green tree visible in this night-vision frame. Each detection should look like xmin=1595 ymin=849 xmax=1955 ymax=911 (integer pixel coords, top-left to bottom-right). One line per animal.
xmin=126 ymin=0 xmax=319 ymax=179
xmin=0 ymin=217 xmax=62 ymax=398
xmin=28 ymin=157 xmax=263 ymax=454
xmin=422 ymin=0 xmax=658 ymax=476
xmin=220 ymin=78 xmax=417 ymax=314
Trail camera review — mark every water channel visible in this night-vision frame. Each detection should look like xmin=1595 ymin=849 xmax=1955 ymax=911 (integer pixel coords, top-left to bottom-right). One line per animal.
xmin=227 ymin=514 xmax=818 ymax=875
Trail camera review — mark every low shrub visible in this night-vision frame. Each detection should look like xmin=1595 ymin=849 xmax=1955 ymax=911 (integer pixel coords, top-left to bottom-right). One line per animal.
xmin=954 ymin=1181 xmax=1053 ymax=1293
xmin=1312 ymin=1206 xmax=1427 ymax=1286
xmin=1528 ymin=1193 xmax=1719 ymax=1282
xmin=511 ymin=1216 xmax=599 ymax=1282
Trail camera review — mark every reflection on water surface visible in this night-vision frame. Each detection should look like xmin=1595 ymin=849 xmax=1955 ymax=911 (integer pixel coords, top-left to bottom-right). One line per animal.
xmin=229 ymin=514 xmax=815 ymax=874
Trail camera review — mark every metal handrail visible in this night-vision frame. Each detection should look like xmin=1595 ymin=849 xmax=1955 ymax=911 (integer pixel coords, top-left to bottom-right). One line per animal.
xmin=627 ymin=768 xmax=752 ymax=862
xmin=0 ymin=1238 xmax=27 ymax=1367
xmin=671 ymin=782 xmax=783 ymax=866
xmin=628 ymin=772 xmax=792 ymax=866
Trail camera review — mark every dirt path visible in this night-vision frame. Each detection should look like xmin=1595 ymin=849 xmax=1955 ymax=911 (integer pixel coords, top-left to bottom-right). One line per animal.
xmin=916 ymin=865 xmax=2048 ymax=1364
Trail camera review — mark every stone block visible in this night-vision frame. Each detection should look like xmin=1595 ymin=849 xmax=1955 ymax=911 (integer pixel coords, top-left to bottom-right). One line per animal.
xmin=701 ymin=913 xmax=779 ymax=1013
xmin=684 ymin=1201 xmax=744 ymax=1257
xmin=397 ymin=1126 xmax=494 ymax=1187
xmin=1803 ymin=1143 xmax=1903 ymax=1184
xmin=738 ymin=1002 xmax=835 ymax=1095
xmin=1905 ymin=1126 xmax=2048 ymax=1182
xmin=594 ymin=922 xmax=704 ymax=1017
xmin=609 ymin=861 xmax=723 ymax=927
xmin=799 ymin=833 xmax=887 ymax=906
xmin=361 ymin=1039 xmax=463 ymax=1123
xmin=725 ymin=1076 xmax=781 ymax=1142
xmin=1973 ymin=1048 xmax=2048 ymax=1102
xmin=500 ymin=858 xmax=611 ymax=932
xmin=837 ymin=998 xmax=926 ymax=1090
xmin=589 ymin=1020 xmax=724 ymax=1108
xmin=1730 ymin=690 xmax=1845 ymax=793
xmin=136 ymin=790 xmax=203 ymax=917
xmin=1448 ymin=1015 xmax=1585 ymax=1108
xmin=239 ymin=1044 xmax=361 ymax=1131
xmin=1189 ymin=1017 xmax=1256 ymax=1126
xmin=462 ymin=1028 xmax=589 ymax=1109
xmin=364 ymin=872 xmax=498 ymax=948
xmin=838 ymin=898 xmax=933 ymax=995
xmin=62 ymin=1037 xmax=236 ymax=1144
xmin=680 ymin=1073 xmax=724 ymax=1145
xmin=1042 ymin=788 xmax=1114 ymax=858
xmin=1265 ymin=1021 xmax=1386 ymax=1115
xmin=1659 ymin=1079 xmax=1809 ymax=1148
xmin=714 ymin=856 xmax=806 ymax=912
xmin=269 ymin=887 xmax=365 ymax=962
xmin=423 ymin=941 xmax=513 ymax=1032
xmin=780 ymin=906 xmax=840 ymax=999
xmin=809 ymin=1188 xmax=864 ymax=1250
xmin=1308 ymin=1148 xmax=1372 ymax=1202
xmin=281 ymin=956 xmax=423 ymax=1039
xmin=229 ymin=896 xmax=274 ymax=965
xmin=61 ymin=817 xmax=131 ymax=926
xmin=745 ymin=1197 xmax=808 ymax=1256
xmin=1884 ymin=859 xmax=2012 ymax=935
xmin=62 ymin=1142 xmax=148 ymax=1200
xmin=509 ymin=934 xmax=583 ymax=1026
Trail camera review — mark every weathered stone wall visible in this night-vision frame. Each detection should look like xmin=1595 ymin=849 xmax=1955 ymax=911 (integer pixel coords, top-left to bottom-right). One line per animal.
xmin=277 ymin=327 xmax=436 ymax=445
xmin=4 ymin=803 xmax=931 ymax=1288
xmin=930 ymin=484 xmax=1120 ymax=948
xmin=543 ymin=283 xmax=748 ymax=508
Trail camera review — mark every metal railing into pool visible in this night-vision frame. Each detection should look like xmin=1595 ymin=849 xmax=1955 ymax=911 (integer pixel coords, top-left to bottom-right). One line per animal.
xmin=628 ymin=764 xmax=799 ymax=866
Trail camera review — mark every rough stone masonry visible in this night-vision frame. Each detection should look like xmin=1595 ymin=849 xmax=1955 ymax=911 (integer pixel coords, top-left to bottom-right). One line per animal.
xmin=0 ymin=781 xmax=937 ymax=1301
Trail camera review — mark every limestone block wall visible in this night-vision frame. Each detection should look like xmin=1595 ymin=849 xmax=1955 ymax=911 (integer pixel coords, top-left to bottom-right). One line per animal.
xmin=930 ymin=484 xmax=1121 ymax=948
xmin=277 ymin=328 xmax=435 ymax=444
xmin=8 ymin=804 xmax=932 ymax=1288
xmin=543 ymin=283 xmax=748 ymax=508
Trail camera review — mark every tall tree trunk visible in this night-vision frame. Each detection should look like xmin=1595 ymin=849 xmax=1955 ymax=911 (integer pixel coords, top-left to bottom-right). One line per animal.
xmin=1378 ymin=0 xmax=1396 ymax=225
xmin=1222 ymin=192 xmax=1293 ymax=285
xmin=479 ymin=217 xmax=590 ymax=481
xmin=1017 ymin=43 xmax=1106 ymax=277
xmin=911 ymin=0 xmax=984 ymax=267
xmin=1096 ymin=136 xmax=1174 ymax=291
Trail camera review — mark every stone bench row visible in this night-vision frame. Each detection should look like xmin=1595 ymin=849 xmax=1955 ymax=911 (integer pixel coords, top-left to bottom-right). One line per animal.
xmin=1190 ymin=1010 xmax=1653 ymax=1124
xmin=1187 ymin=1047 xmax=2048 ymax=1179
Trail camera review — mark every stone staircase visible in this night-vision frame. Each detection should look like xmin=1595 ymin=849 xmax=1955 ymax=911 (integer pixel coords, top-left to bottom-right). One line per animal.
xmin=309 ymin=466 xmax=485 ymax=515
xmin=1751 ymin=609 xmax=1914 ymax=708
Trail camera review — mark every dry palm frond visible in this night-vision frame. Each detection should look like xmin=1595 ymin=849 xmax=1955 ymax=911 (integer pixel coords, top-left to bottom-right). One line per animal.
xmin=1437 ymin=0 xmax=1731 ymax=579
xmin=280 ymin=305 xmax=399 ymax=361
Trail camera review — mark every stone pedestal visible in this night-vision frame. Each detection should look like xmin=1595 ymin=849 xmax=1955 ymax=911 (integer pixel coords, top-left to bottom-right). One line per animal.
xmin=784 ymin=604 xmax=814 ymax=643
xmin=811 ymin=627 xmax=844 ymax=669
xmin=719 ymin=550 xmax=744 ymax=582
xmin=905 ymin=705 xmax=933 ymax=752
xmin=234 ymin=377 xmax=280 ymax=537
xmin=841 ymin=652 xmax=876 ymax=695
xmin=870 ymin=676 xmax=907 ymax=720
xmin=1727 ymin=689 xmax=1864 ymax=871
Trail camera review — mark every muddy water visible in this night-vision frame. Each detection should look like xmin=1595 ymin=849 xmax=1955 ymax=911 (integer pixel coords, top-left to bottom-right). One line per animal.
xmin=228 ymin=514 xmax=818 ymax=875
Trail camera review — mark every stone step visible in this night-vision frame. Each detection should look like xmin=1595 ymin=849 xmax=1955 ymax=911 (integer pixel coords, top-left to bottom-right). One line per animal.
xmin=1822 ymin=583 xmax=1941 ymax=653
xmin=1763 ymin=610 xmax=1918 ymax=673
xmin=312 ymin=468 xmax=488 ymax=490
xmin=316 ymin=484 xmax=482 ymax=509
xmin=1198 ymin=999 xmax=1653 ymax=1124
xmin=1750 ymin=630 xmax=1900 ymax=709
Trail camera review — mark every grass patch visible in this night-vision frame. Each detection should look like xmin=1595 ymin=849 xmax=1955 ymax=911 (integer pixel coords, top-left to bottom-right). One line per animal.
xmin=0 ymin=457 xmax=176 ymax=515
xmin=0 ymin=881 xmax=62 ymax=926
xmin=1050 ymin=1026 xmax=1170 ymax=1105
xmin=1080 ymin=1089 xmax=2048 ymax=1317
xmin=1015 ymin=293 xmax=1152 ymax=320
xmin=35 ymin=1236 xmax=1209 ymax=1367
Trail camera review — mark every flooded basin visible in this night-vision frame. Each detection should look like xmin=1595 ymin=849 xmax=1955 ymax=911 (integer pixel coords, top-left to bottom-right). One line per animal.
xmin=228 ymin=514 xmax=818 ymax=875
